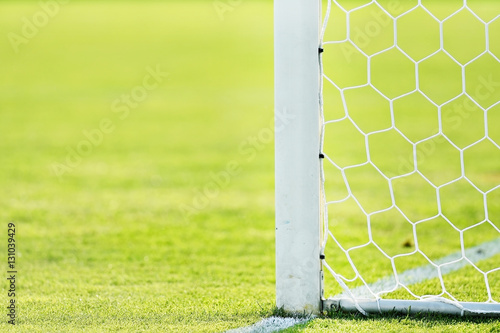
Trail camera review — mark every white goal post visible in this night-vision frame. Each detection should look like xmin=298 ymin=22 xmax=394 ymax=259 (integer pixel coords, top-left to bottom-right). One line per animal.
xmin=275 ymin=0 xmax=500 ymax=316
xmin=274 ymin=0 xmax=322 ymax=314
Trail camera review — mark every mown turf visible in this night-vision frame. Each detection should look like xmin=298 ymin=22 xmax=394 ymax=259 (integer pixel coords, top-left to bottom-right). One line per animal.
xmin=0 ymin=1 xmax=498 ymax=332
xmin=282 ymin=311 xmax=500 ymax=333
xmin=0 ymin=1 xmax=275 ymax=332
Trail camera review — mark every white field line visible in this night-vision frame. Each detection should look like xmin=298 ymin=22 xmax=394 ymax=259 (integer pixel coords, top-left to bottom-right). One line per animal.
xmin=335 ymin=238 xmax=500 ymax=299
xmin=228 ymin=238 xmax=500 ymax=333
xmin=224 ymin=316 xmax=309 ymax=333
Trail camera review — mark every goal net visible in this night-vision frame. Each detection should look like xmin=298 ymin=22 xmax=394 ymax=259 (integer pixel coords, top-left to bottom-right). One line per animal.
xmin=319 ymin=0 xmax=500 ymax=315
xmin=275 ymin=0 xmax=500 ymax=316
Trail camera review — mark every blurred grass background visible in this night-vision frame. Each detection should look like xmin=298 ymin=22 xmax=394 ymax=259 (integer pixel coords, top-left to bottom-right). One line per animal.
xmin=0 ymin=0 xmax=499 ymax=332
xmin=0 ymin=1 xmax=275 ymax=332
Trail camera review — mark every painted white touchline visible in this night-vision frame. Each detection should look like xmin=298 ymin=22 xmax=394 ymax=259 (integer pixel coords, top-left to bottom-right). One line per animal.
xmin=335 ymin=238 xmax=500 ymax=299
xmin=228 ymin=238 xmax=500 ymax=332
xmin=224 ymin=316 xmax=309 ymax=333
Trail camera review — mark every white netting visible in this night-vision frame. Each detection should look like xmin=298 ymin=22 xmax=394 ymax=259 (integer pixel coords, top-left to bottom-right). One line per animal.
xmin=320 ymin=0 xmax=500 ymax=314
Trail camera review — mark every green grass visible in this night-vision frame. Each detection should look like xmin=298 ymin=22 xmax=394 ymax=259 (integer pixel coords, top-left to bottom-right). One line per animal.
xmin=0 ymin=1 xmax=498 ymax=332
xmin=281 ymin=311 xmax=500 ymax=333
xmin=0 ymin=1 xmax=275 ymax=332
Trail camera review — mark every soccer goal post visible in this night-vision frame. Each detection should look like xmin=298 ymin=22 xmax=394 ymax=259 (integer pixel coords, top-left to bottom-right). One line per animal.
xmin=274 ymin=0 xmax=323 ymax=314
xmin=275 ymin=0 xmax=500 ymax=316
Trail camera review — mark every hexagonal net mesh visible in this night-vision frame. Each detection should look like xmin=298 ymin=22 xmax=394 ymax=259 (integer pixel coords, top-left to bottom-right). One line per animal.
xmin=319 ymin=0 xmax=500 ymax=315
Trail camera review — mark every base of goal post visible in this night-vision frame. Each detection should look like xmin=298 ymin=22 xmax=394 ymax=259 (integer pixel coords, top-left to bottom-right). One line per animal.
xmin=323 ymin=298 xmax=500 ymax=317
